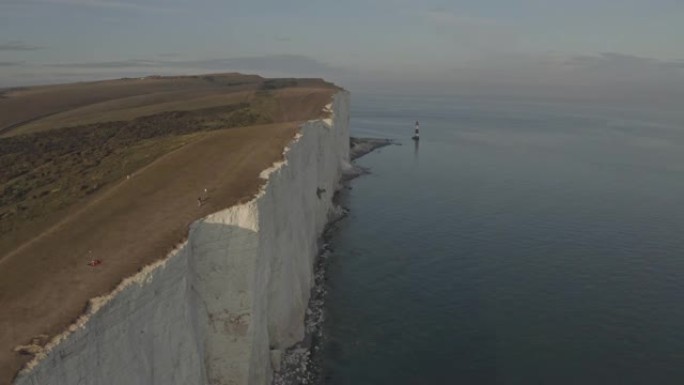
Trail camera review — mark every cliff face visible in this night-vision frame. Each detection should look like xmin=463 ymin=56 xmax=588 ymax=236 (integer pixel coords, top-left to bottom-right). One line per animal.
xmin=14 ymin=91 xmax=350 ymax=385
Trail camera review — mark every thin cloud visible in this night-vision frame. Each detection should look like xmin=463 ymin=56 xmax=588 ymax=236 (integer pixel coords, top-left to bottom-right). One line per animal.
xmin=557 ymin=52 xmax=684 ymax=85
xmin=408 ymin=51 xmax=684 ymax=108
xmin=565 ymin=52 xmax=684 ymax=70
xmin=176 ymin=55 xmax=340 ymax=74
xmin=0 ymin=61 xmax=25 ymax=67
xmin=45 ymin=54 xmax=344 ymax=76
xmin=4 ymin=0 xmax=183 ymax=12
xmin=0 ymin=41 xmax=43 ymax=51
xmin=50 ymin=59 xmax=159 ymax=68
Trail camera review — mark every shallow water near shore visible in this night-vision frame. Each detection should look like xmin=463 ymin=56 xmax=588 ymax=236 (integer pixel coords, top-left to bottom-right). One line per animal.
xmin=319 ymin=93 xmax=684 ymax=384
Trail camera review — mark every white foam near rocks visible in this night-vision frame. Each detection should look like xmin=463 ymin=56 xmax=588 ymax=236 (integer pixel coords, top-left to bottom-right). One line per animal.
xmin=14 ymin=91 xmax=350 ymax=385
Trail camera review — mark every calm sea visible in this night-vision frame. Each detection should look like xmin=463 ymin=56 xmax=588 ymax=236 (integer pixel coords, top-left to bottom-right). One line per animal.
xmin=319 ymin=93 xmax=684 ymax=384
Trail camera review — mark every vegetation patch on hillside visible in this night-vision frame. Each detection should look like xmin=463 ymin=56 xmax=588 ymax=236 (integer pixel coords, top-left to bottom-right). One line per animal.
xmin=0 ymin=101 xmax=271 ymax=237
xmin=261 ymin=78 xmax=298 ymax=90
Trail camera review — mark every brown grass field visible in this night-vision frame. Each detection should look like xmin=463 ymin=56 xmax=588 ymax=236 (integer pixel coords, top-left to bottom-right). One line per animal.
xmin=0 ymin=73 xmax=339 ymax=383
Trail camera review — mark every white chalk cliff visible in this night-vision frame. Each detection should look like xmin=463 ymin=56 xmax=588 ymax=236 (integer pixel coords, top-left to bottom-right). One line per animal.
xmin=14 ymin=91 xmax=350 ymax=385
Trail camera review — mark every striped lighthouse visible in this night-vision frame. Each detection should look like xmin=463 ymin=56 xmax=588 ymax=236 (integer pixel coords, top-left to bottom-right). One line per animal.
xmin=413 ymin=120 xmax=420 ymax=140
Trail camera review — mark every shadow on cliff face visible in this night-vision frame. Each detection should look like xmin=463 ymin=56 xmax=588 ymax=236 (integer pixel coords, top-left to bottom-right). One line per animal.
xmin=185 ymin=220 xmax=267 ymax=385
xmin=188 ymin=217 xmax=324 ymax=385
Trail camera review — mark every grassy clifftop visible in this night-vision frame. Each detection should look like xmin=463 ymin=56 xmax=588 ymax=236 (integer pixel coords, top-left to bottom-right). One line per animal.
xmin=0 ymin=74 xmax=338 ymax=254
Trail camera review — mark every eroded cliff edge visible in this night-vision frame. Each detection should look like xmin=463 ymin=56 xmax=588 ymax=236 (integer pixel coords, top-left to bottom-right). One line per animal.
xmin=14 ymin=91 xmax=350 ymax=385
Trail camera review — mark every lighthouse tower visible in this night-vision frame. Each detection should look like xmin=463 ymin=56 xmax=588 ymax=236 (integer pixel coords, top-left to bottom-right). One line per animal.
xmin=412 ymin=121 xmax=420 ymax=140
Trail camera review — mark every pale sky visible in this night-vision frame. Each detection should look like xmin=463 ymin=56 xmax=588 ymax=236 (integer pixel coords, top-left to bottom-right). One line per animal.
xmin=1 ymin=0 xmax=683 ymax=104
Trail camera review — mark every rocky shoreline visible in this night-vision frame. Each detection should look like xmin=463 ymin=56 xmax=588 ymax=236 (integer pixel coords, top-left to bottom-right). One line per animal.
xmin=271 ymin=137 xmax=393 ymax=385
xmin=349 ymin=137 xmax=394 ymax=161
